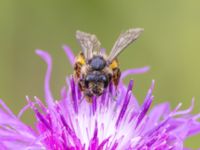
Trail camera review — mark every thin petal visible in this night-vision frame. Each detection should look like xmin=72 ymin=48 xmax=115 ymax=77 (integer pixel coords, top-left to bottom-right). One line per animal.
xmin=63 ymin=45 xmax=75 ymax=66
xmin=36 ymin=50 xmax=54 ymax=108
xmin=121 ymin=66 xmax=150 ymax=79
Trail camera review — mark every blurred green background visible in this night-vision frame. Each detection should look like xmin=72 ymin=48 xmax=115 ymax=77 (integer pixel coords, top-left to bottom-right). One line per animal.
xmin=0 ymin=0 xmax=200 ymax=148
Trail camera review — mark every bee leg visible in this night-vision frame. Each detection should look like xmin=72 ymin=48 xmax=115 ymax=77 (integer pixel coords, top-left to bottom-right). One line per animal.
xmin=74 ymin=62 xmax=82 ymax=79
xmin=79 ymin=96 xmax=85 ymax=104
xmin=74 ymin=52 xmax=85 ymax=80
xmin=84 ymin=90 xmax=94 ymax=103
xmin=112 ymin=67 xmax=121 ymax=98
xmin=85 ymin=96 xmax=93 ymax=103
xmin=78 ymin=79 xmax=93 ymax=103
xmin=109 ymin=93 xmax=117 ymax=101
xmin=78 ymin=79 xmax=85 ymax=91
xmin=112 ymin=68 xmax=121 ymax=88
xmin=78 ymin=79 xmax=86 ymax=104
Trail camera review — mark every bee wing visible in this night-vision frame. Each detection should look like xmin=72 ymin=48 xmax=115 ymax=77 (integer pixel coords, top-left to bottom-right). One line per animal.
xmin=107 ymin=28 xmax=144 ymax=63
xmin=76 ymin=30 xmax=101 ymax=61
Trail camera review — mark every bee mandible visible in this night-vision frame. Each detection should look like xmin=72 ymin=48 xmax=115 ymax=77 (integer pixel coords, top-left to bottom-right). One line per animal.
xmin=74 ymin=28 xmax=143 ymax=102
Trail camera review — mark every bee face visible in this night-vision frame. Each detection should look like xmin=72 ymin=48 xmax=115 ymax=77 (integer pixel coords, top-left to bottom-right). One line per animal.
xmin=74 ymin=28 xmax=143 ymax=102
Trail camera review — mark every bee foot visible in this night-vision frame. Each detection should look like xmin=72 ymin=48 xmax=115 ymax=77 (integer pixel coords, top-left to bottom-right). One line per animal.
xmin=79 ymin=96 xmax=85 ymax=104
xmin=85 ymin=96 xmax=93 ymax=103
xmin=109 ymin=93 xmax=117 ymax=101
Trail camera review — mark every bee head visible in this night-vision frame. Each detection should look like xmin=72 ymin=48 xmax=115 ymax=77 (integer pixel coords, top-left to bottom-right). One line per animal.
xmin=85 ymin=73 xmax=110 ymax=96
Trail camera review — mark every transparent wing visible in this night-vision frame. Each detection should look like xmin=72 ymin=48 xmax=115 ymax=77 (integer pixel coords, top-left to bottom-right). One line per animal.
xmin=76 ymin=30 xmax=101 ymax=61
xmin=107 ymin=28 xmax=144 ymax=62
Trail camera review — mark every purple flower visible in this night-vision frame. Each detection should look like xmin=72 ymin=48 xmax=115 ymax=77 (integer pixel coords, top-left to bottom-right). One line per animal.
xmin=0 ymin=45 xmax=200 ymax=150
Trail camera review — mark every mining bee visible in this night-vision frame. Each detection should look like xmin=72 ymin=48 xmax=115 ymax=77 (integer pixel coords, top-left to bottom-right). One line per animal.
xmin=74 ymin=28 xmax=143 ymax=102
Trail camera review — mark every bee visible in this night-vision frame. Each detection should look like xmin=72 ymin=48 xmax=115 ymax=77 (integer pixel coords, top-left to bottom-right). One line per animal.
xmin=74 ymin=28 xmax=143 ymax=102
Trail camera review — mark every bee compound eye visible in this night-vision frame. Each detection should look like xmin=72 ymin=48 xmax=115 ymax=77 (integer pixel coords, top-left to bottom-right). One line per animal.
xmin=99 ymin=75 xmax=109 ymax=88
xmin=85 ymin=76 xmax=90 ymax=87
xmin=100 ymin=75 xmax=107 ymax=82
xmin=85 ymin=74 xmax=95 ymax=87
xmin=85 ymin=76 xmax=90 ymax=82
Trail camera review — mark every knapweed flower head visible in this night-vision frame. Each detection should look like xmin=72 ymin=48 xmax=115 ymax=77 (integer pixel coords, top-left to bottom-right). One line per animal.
xmin=0 ymin=46 xmax=200 ymax=150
